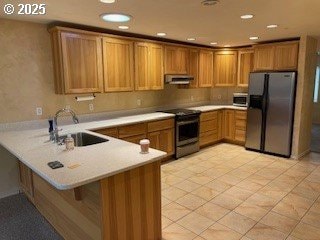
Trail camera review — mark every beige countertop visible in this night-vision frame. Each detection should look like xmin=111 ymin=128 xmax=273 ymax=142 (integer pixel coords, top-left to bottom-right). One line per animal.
xmin=0 ymin=112 xmax=174 ymax=190
xmin=188 ymin=105 xmax=247 ymax=112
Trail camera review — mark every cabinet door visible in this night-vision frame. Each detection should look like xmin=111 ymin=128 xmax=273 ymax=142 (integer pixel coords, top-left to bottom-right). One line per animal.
xmin=149 ymin=43 xmax=164 ymax=90
xmin=253 ymin=45 xmax=275 ymax=71
xmin=198 ymin=50 xmax=214 ymax=87
xmin=102 ymin=37 xmax=134 ymax=92
xmin=164 ymin=46 xmax=189 ymax=74
xmin=217 ymin=110 xmax=224 ymax=140
xmin=19 ymin=162 xmax=34 ymax=203
xmin=122 ymin=134 xmax=147 ymax=144
xmin=237 ymin=50 xmax=254 ymax=87
xmin=224 ymin=110 xmax=235 ymax=140
xmin=274 ymin=42 xmax=299 ymax=70
xmin=188 ymin=49 xmax=199 ymax=88
xmin=148 ymin=131 xmax=161 ymax=150
xmin=214 ymin=51 xmax=238 ymax=87
xmin=60 ymin=32 xmax=103 ymax=94
xmin=135 ymin=42 xmax=150 ymax=90
xmin=160 ymin=129 xmax=175 ymax=155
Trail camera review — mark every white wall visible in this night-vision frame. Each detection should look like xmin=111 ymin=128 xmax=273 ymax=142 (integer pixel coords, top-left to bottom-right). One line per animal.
xmin=0 ymin=146 xmax=20 ymax=198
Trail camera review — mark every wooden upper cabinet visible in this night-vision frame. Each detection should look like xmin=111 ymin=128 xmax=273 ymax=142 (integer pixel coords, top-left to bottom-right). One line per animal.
xmin=213 ymin=51 xmax=238 ymax=87
xmin=135 ymin=42 xmax=164 ymax=91
xmin=188 ymin=49 xmax=199 ymax=88
xmin=274 ymin=42 xmax=299 ymax=70
xmin=237 ymin=50 xmax=254 ymax=87
xmin=57 ymin=31 xmax=104 ymax=94
xmin=164 ymin=46 xmax=189 ymax=74
xmin=102 ymin=37 xmax=134 ymax=92
xmin=198 ymin=50 xmax=214 ymax=88
xmin=253 ymin=45 xmax=275 ymax=71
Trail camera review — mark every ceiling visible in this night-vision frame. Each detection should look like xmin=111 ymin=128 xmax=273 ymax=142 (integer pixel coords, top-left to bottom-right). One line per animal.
xmin=1 ymin=0 xmax=320 ymax=47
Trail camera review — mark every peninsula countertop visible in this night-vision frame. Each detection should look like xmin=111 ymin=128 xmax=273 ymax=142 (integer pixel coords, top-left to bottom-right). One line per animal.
xmin=188 ymin=105 xmax=247 ymax=112
xmin=0 ymin=112 xmax=175 ymax=190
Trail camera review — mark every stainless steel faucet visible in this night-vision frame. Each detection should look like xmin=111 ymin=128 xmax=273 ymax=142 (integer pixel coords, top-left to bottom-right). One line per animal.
xmin=51 ymin=108 xmax=79 ymax=142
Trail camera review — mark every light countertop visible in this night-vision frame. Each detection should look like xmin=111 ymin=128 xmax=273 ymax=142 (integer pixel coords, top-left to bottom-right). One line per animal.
xmin=188 ymin=105 xmax=247 ymax=112
xmin=0 ymin=112 xmax=174 ymax=190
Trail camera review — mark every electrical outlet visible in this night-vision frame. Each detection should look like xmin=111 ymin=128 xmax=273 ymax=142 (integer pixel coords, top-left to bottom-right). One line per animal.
xmin=89 ymin=103 xmax=94 ymax=111
xmin=217 ymin=94 xmax=222 ymax=100
xmin=137 ymin=99 xmax=141 ymax=106
xmin=36 ymin=107 xmax=43 ymax=116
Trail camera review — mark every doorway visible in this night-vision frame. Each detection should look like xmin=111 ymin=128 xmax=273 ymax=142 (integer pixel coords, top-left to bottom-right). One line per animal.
xmin=311 ymin=60 xmax=320 ymax=153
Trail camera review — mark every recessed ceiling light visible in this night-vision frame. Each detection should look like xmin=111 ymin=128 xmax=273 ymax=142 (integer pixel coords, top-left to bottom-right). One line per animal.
xmin=100 ymin=0 xmax=115 ymax=3
xmin=187 ymin=38 xmax=196 ymax=41
xmin=210 ymin=42 xmax=218 ymax=45
xmin=267 ymin=24 xmax=278 ymax=29
xmin=157 ymin=33 xmax=166 ymax=37
xmin=201 ymin=0 xmax=219 ymax=6
xmin=249 ymin=36 xmax=259 ymax=40
xmin=224 ymin=45 xmax=231 ymax=47
xmin=241 ymin=14 xmax=254 ymax=19
xmin=118 ymin=25 xmax=129 ymax=30
xmin=101 ymin=13 xmax=132 ymax=23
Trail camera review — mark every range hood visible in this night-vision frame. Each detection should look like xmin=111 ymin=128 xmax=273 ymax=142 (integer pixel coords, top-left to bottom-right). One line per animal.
xmin=165 ymin=74 xmax=194 ymax=85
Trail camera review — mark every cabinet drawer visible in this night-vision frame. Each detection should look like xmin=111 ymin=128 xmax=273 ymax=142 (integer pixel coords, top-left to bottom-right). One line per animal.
xmin=200 ymin=119 xmax=218 ymax=133
xmin=148 ymin=118 xmax=174 ymax=132
xmin=200 ymin=130 xmax=218 ymax=146
xmin=118 ymin=123 xmax=147 ymax=138
xmin=235 ymin=110 xmax=247 ymax=120
xmin=122 ymin=134 xmax=147 ymax=144
xmin=235 ymin=119 xmax=246 ymax=130
xmin=235 ymin=129 xmax=246 ymax=142
xmin=93 ymin=127 xmax=118 ymax=138
xmin=200 ymin=111 xmax=218 ymax=122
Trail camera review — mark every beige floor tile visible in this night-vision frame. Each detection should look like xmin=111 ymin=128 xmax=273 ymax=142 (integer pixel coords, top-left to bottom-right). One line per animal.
xmin=211 ymin=192 xmax=243 ymax=210
xmin=173 ymin=168 xmax=197 ymax=179
xmin=177 ymin=211 xmax=215 ymax=235
xmin=200 ymin=223 xmax=242 ymax=240
xmin=195 ymin=202 xmax=230 ymax=221
xmin=162 ymin=186 xmax=188 ymax=201
xmin=193 ymin=237 xmax=206 ymax=240
xmin=187 ymin=165 xmax=209 ymax=174
xmin=175 ymin=193 xmax=207 ymax=210
xmin=236 ymin=178 xmax=264 ymax=192
xmin=192 ymin=186 xmax=220 ymax=201
xmin=228 ymin=168 xmax=253 ymax=180
xmin=218 ymin=211 xmax=257 ymax=234
xmin=255 ymin=168 xmax=282 ymax=180
xmin=291 ymin=180 xmax=320 ymax=201
xmin=291 ymin=222 xmax=320 ymax=240
xmin=224 ymin=186 xmax=255 ymax=201
xmin=301 ymin=210 xmax=320 ymax=228
xmin=162 ymin=196 xmax=172 ymax=207
xmin=246 ymin=174 xmax=272 ymax=186
xmin=162 ymin=223 xmax=197 ymax=240
xmin=241 ymin=237 xmax=253 ymax=240
xmin=286 ymin=236 xmax=303 ymax=240
xmin=162 ymin=216 xmax=173 ymax=229
xmin=162 ymin=181 xmax=171 ymax=190
xmin=244 ymin=193 xmax=279 ymax=211
xmin=309 ymin=200 xmax=320 ymax=213
xmin=197 ymin=159 xmax=218 ymax=169
xmin=245 ymin=223 xmax=287 ymax=240
xmin=162 ymin=175 xmax=185 ymax=186
xmin=234 ymin=202 xmax=268 ymax=221
xmin=267 ymin=179 xmax=297 ymax=192
xmin=272 ymin=193 xmax=314 ymax=220
xmin=174 ymin=180 xmax=201 ymax=193
xmin=259 ymin=212 xmax=298 ymax=235
xmin=162 ymin=202 xmax=191 ymax=221
xmin=205 ymin=179 xmax=233 ymax=192
xmin=189 ymin=173 xmax=213 ymax=185
xmin=257 ymin=185 xmax=288 ymax=201
xmin=218 ymin=174 xmax=243 ymax=186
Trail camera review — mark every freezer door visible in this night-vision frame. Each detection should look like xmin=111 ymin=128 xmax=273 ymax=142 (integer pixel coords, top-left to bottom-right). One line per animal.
xmin=264 ymin=72 xmax=296 ymax=157
xmin=245 ymin=73 xmax=266 ymax=151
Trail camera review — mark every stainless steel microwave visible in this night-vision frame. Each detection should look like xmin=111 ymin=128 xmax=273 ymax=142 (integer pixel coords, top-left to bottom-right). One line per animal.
xmin=233 ymin=93 xmax=248 ymax=107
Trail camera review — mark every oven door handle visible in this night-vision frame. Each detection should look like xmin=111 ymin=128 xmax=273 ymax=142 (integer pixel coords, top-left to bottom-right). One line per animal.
xmin=177 ymin=120 xmax=199 ymax=126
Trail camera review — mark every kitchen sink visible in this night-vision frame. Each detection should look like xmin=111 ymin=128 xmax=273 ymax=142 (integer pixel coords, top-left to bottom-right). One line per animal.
xmin=59 ymin=132 xmax=108 ymax=147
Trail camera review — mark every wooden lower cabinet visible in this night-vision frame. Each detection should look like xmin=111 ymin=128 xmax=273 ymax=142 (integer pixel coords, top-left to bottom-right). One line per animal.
xmin=122 ymin=134 xmax=147 ymax=144
xmin=18 ymin=162 xmax=34 ymax=203
xmin=234 ymin=110 xmax=247 ymax=142
xmin=224 ymin=110 xmax=235 ymax=141
xmin=199 ymin=111 xmax=221 ymax=147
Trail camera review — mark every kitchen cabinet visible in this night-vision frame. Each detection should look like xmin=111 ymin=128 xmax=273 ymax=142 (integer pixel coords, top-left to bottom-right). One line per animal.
xmin=102 ymin=37 xmax=134 ymax=92
xmin=274 ymin=42 xmax=299 ymax=70
xmin=135 ymin=42 xmax=164 ymax=90
xmin=234 ymin=110 xmax=247 ymax=142
xmin=253 ymin=41 xmax=299 ymax=71
xmin=118 ymin=123 xmax=147 ymax=139
xmin=213 ymin=51 xmax=238 ymax=87
xmin=223 ymin=110 xmax=235 ymax=141
xmin=199 ymin=111 xmax=220 ymax=147
xmin=18 ymin=162 xmax=34 ymax=204
xmin=164 ymin=46 xmax=189 ymax=74
xmin=178 ymin=49 xmax=199 ymax=89
xmin=237 ymin=50 xmax=254 ymax=87
xmin=198 ymin=50 xmax=214 ymax=87
xmin=50 ymin=29 xmax=104 ymax=94
xmin=93 ymin=127 xmax=118 ymax=138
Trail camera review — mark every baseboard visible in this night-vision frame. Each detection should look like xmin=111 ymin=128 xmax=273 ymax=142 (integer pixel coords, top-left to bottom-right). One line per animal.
xmin=0 ymin=188 xmax=20 ymax=200
xmin=292 ymin=148 xmax=311 ymax=160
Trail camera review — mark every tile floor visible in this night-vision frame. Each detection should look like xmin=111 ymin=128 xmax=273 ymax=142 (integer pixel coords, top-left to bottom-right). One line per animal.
xmin=161 ymin=143 xmax=320 ymax=240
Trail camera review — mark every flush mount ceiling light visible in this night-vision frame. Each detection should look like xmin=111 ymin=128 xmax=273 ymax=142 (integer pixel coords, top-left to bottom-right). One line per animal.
xmin=210 ymin=42 xmax=218 ymax=45
xmin=267 ymin=24 xmax=278 ymax=28
xmin=187 ymin=38 xmax=196 ymax=41
xmin=100 ymin=0 xmax=115 ymax=3
xmin=249 ymin=36 xmax=259 ymax=40
xmin=201 ymin=0 xmax=219 ymax=6
xmin=101 ymin=13 xmax=132 ymax=22
xmin=224 ymin=45 xmax=231 ymax=47
xmin=157 ymin=32 xmax=167 ymax=37
xmin=118 ymin=25 xmax=129 ymax=30
xmin=241 ymin=14 xmax=254 ymax=19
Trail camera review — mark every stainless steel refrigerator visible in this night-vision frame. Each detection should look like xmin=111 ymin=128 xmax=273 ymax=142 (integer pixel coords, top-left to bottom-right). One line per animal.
xmin=245 ymin=72 xmax=296 ymax=157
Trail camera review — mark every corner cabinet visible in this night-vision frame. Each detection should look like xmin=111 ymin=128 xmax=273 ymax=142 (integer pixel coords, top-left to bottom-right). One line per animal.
xmin=164 ymin=46 xmax=189 ymax=74
xmin=135 ymin=42 xmax=164 ymax=91
xmin=237 ymin=50 xmax=254 ymax=87
xmin=102 ymin=37 xmax=134 ymax=92
xmin=198 ymin=50 xmax=214 ymax=88
xmin=50 ymin=29 xmax=104 ymax=94
xmin=213 ymin=51 xmax=238 ymax=87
